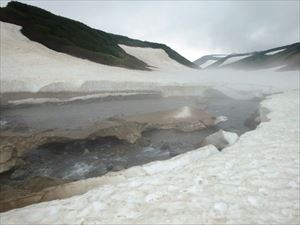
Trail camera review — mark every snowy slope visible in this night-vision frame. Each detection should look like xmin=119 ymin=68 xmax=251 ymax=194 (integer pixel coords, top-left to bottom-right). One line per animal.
xmin=265 ymin=48 xmax=286 ymax=55
xmin=0 ymin=22 xmax=190 ymax=93
xmin=200 ymin=55 xmax=252 ymax=68
xmin=199 ymin=59 xmax=217 ymax=68
xmin=1 ymin=22 xmax=299 ymax=95
xmin=0 ymin=1 xmax=198 ymax=70
xmin=194 ymin=43 xmax=299 ymax=71
xmin=119 ymin=44 xmax=187 ymax=70
xmin=1 ymin=89 xmax=299 ymax=224
xmin=0 ymin=22 xmax=141 ymax=92
xmin=221 ymin=55 xmax=251 ymax=66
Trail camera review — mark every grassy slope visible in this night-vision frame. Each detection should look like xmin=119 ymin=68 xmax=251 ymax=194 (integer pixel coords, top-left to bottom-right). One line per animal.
xmin=0 ymin=1 xmax=197 ymax=70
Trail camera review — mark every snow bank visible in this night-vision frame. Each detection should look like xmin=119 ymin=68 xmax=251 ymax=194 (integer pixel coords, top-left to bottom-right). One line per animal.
xmin=221 ymin=55 xmax=251 ymax=66
xmin=119 ymin=44 xmax=188 ymax=71
xmin=8 ymin=92 xmax=156 ymax=105
xmin=265 ymin=49 xmax=286 ymax=55
xmin=201 ymin=130 xmax=239 ymax=150
xmin=1 ymin=89 xmax=299 ymax=224
xmin=200 ymin=59 xmax=217 ymax=68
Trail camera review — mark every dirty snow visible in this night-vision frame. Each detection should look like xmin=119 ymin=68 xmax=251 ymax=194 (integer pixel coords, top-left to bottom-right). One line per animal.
xmin=1 ymin=89 xmax=299 ymax=224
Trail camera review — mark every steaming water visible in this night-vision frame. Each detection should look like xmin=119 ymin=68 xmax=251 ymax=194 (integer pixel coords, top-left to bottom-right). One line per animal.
xmin=1 ymin=95 xmax=259 ymax=133
xmin=0 ymin=94 xmax=261 ymax=185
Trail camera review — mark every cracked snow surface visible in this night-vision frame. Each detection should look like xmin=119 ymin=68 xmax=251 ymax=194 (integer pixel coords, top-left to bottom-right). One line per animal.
xmin=1 ymin=90 xmax=299 ymax=224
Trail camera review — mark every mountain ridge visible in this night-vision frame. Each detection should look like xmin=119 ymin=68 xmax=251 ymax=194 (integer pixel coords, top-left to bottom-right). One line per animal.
xmin=0 ymin=1 xmax=198 ymax=70
xmin=194 ymin=43 xmax=300 ymax=71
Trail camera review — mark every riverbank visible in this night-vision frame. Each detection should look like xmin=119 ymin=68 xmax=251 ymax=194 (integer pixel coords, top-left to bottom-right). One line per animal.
xmin=1 ymin=89 xmax=299 ymax=224
xmin=0 ymin=91 xmax=261 ymax=210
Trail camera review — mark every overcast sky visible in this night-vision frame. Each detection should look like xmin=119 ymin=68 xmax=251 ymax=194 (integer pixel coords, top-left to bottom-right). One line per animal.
xmin=1 ymin=0 xmax=299 ymax=61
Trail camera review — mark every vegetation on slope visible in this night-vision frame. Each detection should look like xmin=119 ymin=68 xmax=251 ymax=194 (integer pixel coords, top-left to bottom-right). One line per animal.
xmin=228 ymin=43 xmax=300 ymax=71
xmin=0 ymin=1 xmax=197 ymax=70
xmin=194 ymin=43 xmax=300 ymax=71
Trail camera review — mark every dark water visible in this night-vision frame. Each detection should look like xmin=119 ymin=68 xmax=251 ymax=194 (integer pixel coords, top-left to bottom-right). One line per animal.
xmin=20 ymin=127 xmax=218 ymax=181
xmin=1 ymin=94 xmax=261 ymax=183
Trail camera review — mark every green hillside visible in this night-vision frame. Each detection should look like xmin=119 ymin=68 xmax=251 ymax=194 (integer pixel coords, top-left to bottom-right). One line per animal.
xmin=0 ymin=1 xmax=197 ymax=70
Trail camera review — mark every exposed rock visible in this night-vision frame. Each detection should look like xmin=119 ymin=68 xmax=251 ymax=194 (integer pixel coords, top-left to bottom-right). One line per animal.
xmin=89 ymin=122 xmax=145 ymax=144
xmin=124 ymin=106 xmax=217 ymax=132
xmin=0 ymin=144 xmax=17 ymax=173
xmin=198 ymin=130 xmax=239 ymax=150
xmin=0 ymin=121 xmax=145 ymax=157
xmin=21 ymin=176 xmax=65 ymax=192
xmin=0 ymin=144 xmax=14 ymax=164
xmin=0 ymin=133 xmax=69 ymax=157
xmin=0 ymin=107 xmax=216 ymax=159
xmin=0 ymin=176 xmax=66 ymax=204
